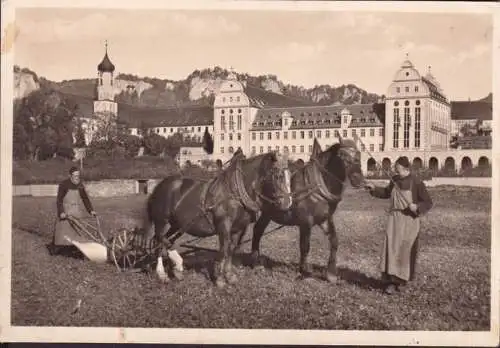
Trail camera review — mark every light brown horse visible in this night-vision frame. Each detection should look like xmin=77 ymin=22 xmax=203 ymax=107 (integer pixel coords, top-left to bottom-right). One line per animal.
xmin=144 ymin=151 xmax=292 ymax=287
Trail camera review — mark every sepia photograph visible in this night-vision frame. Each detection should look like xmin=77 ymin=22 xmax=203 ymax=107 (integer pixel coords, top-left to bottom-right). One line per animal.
xmin=1 ymin=0 xmax=499 ymax=345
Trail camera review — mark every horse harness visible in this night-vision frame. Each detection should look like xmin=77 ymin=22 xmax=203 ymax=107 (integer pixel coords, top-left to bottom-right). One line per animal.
xmin=168 ymin=157 xmax=282 ymax=243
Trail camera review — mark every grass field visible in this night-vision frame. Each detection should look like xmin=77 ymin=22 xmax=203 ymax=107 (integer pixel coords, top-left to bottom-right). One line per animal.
xmin=10 ymin=186 xmax=491 ymax=330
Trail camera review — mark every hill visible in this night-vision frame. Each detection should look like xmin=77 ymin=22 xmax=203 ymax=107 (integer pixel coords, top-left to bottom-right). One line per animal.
xmin=13 ymin=65 xmax=384 ymax=109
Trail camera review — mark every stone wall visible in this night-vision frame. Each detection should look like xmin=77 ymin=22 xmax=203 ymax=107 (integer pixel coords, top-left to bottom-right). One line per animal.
xmin=12 ymin=176 xmax=492 ymax=198
xmin=85 ymin=180 xmax=138 ymax=197
xmin=370 ymin=177 xmax=491 ymax=188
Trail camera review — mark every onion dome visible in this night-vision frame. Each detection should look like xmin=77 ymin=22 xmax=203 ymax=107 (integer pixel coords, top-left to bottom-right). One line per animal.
xmin=97 ymin=41 xmax=115 ymax=73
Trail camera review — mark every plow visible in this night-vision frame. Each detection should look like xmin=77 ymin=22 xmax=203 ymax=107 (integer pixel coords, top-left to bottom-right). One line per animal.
xmin=57 ymin=213 xmax=286 ymax=273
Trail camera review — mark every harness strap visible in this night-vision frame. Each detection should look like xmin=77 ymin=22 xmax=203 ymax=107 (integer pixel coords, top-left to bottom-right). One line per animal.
xmin=306 ymin=158 xmax=342 ymax=202
xmin=230 ymin=159 xmax=260 ymax=213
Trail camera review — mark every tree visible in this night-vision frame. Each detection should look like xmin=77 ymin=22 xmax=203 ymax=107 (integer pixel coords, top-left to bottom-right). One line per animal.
xmin=74 ymin=119 xmax=87 ymax=147
xmin=143 ymin=133 xmax=168 ymax=156
xmin=202 ymin=127 xmax=214 ymax=154
xmin=13 ymin=88 xmax=77 ymax=161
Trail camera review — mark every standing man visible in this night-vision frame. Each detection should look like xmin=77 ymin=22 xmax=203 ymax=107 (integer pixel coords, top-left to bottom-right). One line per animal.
xmin=51 ymin=166 xmax=97 ymax=255
xmin=364 ymin=156 xmax=433 ymax=294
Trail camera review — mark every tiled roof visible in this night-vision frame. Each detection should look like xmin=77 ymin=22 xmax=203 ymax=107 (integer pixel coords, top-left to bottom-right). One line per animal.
xmin=119 ymin=103 xmax=213 ymax=128
xmin=63 ymin=92 xmax=213 ymax=128
xmin=250 ymin=103 xmax=385 ymax=131
xmin=421 ymin=77 xmax=448 ymax=104
xmin=451 ymin=100 xmax=492 ymax=121
xmin=243 ymin=85 xmax=316 ymax=108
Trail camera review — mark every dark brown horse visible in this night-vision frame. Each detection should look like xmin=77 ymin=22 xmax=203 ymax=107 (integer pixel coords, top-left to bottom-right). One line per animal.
xmin=144 ymin=151 xmax=292 ymax=287
xmin=250 ymin=138 xmax=365 ymax=282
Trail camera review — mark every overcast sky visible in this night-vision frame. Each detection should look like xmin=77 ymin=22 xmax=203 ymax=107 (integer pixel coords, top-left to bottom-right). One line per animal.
xmin=14 ymin=8 xmax=493 ymax=101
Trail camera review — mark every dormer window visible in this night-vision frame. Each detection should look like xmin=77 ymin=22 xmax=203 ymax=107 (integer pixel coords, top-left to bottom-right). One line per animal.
xmin=300 ymin=120 xmax=306 ymax=125
xmin=292 ymin=120 xmax=297 ymax=126
xmin=316 ymin=120 xmax=321 ymax=124
xmin=308 ymin=120 xmax=314 ymax=125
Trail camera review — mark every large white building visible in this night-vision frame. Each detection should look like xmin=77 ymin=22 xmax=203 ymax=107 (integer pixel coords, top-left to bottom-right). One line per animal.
xmin=81 ymin=45 xmax=492 ymax=173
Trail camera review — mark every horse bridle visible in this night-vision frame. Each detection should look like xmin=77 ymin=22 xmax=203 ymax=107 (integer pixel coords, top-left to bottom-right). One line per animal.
xmin=253 ymin=165 xmax=292 ymax=206
xmin=287 ymin=145 xmax=362 ymax=202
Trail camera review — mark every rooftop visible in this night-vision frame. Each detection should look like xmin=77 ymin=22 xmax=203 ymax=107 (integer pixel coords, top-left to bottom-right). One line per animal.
xmin=451 ymin=100 xmax=492 ymax=121
xmin=250 ymin=103 xmax=385 ymax=131
xmin=243 ymin=85 xmax=316 ymax=109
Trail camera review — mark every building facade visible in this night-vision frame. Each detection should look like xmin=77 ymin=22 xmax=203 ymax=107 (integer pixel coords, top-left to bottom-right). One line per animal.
xmin=82 ymin=46 xmax=492 ymax=173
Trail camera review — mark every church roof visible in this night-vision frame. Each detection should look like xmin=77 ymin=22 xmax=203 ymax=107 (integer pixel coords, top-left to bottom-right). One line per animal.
xmin=98 ymin=52 xmax=115 ymax=73
xmin=451 ymin=100 xmax=492 ymax=121
xmin=250 ymin=103 xmax=385 ymax=131
xmin=118 ymin=103 xmax=213 ymax=128
xmin=243 ymin=85 xmax=316 ymax=108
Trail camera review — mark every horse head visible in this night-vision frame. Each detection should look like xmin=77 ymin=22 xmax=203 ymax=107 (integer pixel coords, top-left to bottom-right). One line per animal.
xmin=240 ymin=151 xmax=292 ymax=211
xmin=320 ymin=137 xmax=365 ymax=189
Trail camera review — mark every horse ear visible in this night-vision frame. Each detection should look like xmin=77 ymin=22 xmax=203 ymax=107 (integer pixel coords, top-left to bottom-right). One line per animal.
xmin=310 ymin=138 xmax=322 ymax=159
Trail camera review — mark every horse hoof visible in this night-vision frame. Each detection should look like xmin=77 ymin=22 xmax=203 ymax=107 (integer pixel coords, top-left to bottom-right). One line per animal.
xmin=225 ymin=273 xmax=238 ymax=285
xmin=157 ymin=274 xmax=170 ymax=283
xmin=215 ymin=278 xmax=226 ymax=288
xmin=326 ymin=273 xmax=339 ymax=283
xmin=173 ymin=269 xmax=184 ymax=281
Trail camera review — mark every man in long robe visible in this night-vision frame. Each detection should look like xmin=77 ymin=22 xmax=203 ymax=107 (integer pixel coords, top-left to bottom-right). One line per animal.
xmin=365 ymin=156 xmax=433 ymax=294
xmin=51 ymin=166 xmax=96 ymax=255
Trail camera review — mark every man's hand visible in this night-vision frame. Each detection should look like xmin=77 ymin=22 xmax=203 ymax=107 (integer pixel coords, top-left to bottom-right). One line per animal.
xmin=60 ymin=212 xmax=67 ymax=219
xmin=408 ymin=203 xmax=418 ymax=213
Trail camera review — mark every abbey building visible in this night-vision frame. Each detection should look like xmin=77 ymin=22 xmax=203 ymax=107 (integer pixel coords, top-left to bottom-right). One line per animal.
xmin=84 ymin=45 xmax=492 ymax=174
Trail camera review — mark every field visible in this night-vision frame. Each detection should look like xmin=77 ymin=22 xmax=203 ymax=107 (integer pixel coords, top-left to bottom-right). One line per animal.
xmin=10 ymin=186 xmax=491 ymax=330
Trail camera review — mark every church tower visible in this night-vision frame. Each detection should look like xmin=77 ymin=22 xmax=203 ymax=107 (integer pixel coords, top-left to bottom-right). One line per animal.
xmin=384 ymin=54 xmax=450 ymax=152
xmin=93 ymin=41 xmax=118 ymax=117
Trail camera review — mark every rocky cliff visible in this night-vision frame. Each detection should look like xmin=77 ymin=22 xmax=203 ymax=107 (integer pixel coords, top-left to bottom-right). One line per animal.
xmin=14 ymin=67 xmax=40 ymax=100
xmin=14 ymin=65 xmax=384 ymax=107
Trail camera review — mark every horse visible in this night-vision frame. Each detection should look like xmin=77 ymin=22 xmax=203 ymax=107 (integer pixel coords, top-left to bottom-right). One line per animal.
xmin=144 ymin=151 xmax=293 ymax=288
xmin=249 ymin=137 xmax=366 ymax=283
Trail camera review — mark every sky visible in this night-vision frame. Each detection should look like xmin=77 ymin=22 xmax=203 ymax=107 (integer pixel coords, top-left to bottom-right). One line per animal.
xmin=14 ymin=7 xmax=493 ymax=101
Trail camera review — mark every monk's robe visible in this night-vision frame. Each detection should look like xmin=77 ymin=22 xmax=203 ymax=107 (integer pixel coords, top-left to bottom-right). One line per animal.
xmin=370 ymin=173 xmax=433 ymax=283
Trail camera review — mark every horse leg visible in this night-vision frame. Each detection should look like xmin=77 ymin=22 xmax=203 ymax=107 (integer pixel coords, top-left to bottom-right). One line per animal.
xmin=324 ymin=217 xmax=340 ymax=283
xmin=299 ymin=225 xmax=313 ymax=278
xmin=154 ymin=222 xmax=169 ymax=283
xmin=225 ymin=227 xmax=244 ymax=285
xmin=163 ymin=226 xmax=184 ymax=281
xmin=214 ymin=218 xmax=232 ymax=288
xmin=250 ymin=215 xmax=271 ymax=268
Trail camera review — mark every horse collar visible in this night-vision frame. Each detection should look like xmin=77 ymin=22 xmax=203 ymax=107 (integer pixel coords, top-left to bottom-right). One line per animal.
xmin=309 ymin=157 xmax=343 ymax=202
xmin=232 ymin=159 xmax=260 ymax=213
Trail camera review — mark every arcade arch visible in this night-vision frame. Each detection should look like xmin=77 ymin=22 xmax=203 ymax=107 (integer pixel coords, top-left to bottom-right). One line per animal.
xmin=444 ymin=157 xmax=455 ymax=171
xmin=461 ymin=156 xmax=473 ymax=171
xmin=412 ymin=157 xmax=423 ymax=169
xmin=478 ymin=156 xmax=489 ymax=168
xmin=367 ymin=158 xmax=377 ymax=171
xmin=429 ymin=157 xmax=439 ymax=172
xmin=382 ymin=157 xmax=391 ymax=171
